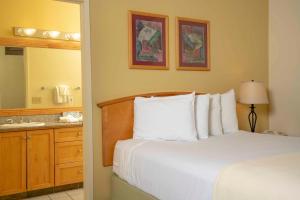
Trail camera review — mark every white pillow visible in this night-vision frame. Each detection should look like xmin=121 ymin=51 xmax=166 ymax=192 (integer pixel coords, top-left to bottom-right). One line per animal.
xmin=208 ymin=94 xmax=223 ymax=136
xmin=133 ymin=93 xmax=198 ymax=141
xmin=195 ymin=94 xmax=210 ymax=139
xmin=221 ymin=89 xmax=239 ymax=133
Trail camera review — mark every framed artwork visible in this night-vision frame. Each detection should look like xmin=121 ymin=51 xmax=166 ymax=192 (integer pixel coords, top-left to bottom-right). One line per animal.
xmin=176 ymin=17 xmax=210 ymax=71
xmin=128 ymin=11 xmax=169 ymax=70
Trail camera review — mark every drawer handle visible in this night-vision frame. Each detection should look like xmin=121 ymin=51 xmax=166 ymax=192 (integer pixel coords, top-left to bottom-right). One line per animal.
xmin=77 ymin=149 xmax=83 ymax=153
xmin=77 ymin=132 xmax=82 ymax=136
xmin=77 ymin=169 xmax=83 ymax=174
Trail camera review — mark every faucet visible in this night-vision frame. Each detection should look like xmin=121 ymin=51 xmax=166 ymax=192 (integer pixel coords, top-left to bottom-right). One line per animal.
xmin=6 ymin=119 xmax=14 ymax=124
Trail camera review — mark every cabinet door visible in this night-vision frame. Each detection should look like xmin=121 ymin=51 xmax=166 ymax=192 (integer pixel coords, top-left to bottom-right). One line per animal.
xmin=0 ymin=132 xmax=26 ymax=196
xmin=27 ymin=129 xmax=54 ymax=191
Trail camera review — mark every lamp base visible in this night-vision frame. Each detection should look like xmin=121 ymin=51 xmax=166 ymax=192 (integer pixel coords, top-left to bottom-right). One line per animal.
xmin=248 ymin=104 xmax=257 ymax=132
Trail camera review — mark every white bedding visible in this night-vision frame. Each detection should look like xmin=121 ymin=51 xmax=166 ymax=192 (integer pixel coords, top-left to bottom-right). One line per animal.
xmin=113 ymin=131 xmax=300 ymax=200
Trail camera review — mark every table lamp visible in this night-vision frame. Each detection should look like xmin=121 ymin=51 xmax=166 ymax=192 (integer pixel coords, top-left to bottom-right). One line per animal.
xmin=239 ymin=80 xmax=269 ymax=132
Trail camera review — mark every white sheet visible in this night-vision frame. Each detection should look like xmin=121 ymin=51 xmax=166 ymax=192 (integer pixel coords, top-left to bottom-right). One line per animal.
xmin=113 ymin=131 xmax=300 ymax=200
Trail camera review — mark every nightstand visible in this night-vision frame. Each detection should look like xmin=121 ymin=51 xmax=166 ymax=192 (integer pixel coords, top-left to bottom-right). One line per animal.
xmin=262 ymin=130 xmax=288 ymax=136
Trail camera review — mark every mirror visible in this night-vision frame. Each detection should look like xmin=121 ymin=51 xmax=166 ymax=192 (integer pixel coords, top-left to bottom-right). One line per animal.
xmin=0 ymin=45 xmax=82 ymax=110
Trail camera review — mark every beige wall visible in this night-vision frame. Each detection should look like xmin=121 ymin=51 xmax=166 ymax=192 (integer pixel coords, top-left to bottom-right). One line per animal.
xmin=0 ymin=47 xmax=25 ymax=108
xmin=0 ymin=0 xmax=80 ymax=37
xmin=24 ymin=47 xmax=82 ymax=108
xmin=269 ymin=0 xmax=300 ymax=136
xmin=90 ymin=0 xmax=269 ymax=199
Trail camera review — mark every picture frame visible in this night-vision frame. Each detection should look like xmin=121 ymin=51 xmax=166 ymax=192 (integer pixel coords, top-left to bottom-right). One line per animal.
xmin=176 ymin=17 xmax=210 ymax=71
xmin=128 ymin=11 xmax=169 ymax=70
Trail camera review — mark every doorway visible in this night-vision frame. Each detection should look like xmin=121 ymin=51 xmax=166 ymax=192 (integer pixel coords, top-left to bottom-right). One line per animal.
xmin=0 ymin=0 xmax=92 ymax=199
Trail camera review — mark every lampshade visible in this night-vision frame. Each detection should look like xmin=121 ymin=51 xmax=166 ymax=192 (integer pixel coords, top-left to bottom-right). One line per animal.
xmin=239 ymin=80 xmax=269 ymax=104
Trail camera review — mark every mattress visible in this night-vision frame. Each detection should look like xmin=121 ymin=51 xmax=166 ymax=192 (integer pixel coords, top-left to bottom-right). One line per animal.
xmin=113 ymin=131 xmax=300 ymax=200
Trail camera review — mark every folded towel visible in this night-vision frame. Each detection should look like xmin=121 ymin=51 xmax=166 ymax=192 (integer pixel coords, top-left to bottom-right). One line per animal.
xmin=59 ymin=115 xmax=83 ymax=123
xmin=54 ymin=85 xmax=70 ymax=104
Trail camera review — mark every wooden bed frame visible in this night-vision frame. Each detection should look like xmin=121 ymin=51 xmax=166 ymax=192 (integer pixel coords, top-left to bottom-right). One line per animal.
xmin=97 ymin=91 xmax=202 ymax=166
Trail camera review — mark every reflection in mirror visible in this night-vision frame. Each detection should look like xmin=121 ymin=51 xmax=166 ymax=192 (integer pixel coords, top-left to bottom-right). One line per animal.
xmin=0 ymin=46 xmax=82 ymax=109
xmin=0 ymin=46 xmax=25 ymax=108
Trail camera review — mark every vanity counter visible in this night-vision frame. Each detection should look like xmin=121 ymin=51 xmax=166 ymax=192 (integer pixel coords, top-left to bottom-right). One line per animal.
xmin=0 ymin=121 xmax=83 ymax=133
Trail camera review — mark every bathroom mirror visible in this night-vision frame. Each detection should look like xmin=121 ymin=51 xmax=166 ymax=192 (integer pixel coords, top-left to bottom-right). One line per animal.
xmin=0 ymin=37 xmax=82 ymax=113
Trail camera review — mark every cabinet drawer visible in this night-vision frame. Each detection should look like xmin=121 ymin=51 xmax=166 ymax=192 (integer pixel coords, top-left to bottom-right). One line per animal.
xmin=55 ymin=141 xmax=83 ymax=164
xmin=55 ymin=127 xmax=82 ymax=142
xmin=55 ymin=162 xmax=83 ymax=186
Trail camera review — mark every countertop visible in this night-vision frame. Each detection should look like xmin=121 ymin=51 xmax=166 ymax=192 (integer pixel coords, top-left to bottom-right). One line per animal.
xmin=0 ymin=121 xmax=83 ymax=133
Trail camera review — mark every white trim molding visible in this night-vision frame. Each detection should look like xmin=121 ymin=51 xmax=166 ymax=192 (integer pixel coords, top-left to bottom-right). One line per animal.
xmin=80 ymin=0 xmax=94 ymax=199
xmin=54 ymin=0 xmax=93 ymax=199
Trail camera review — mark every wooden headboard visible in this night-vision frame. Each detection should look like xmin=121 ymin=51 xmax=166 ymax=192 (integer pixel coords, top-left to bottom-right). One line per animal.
xmin=97 ymin=91 xmax=202 ymax=166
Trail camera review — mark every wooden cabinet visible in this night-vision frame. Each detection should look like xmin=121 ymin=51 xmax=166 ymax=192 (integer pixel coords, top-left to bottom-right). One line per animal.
xmin=0 ymin=126 xmax=82 ymax=196
xmin=54 ymin=127 xmax=82 ymax=143
xmin=27 ymin=129 xmax=54 ymax=191
xmin=55 ymin=162 xmax=83 ymax=186
xmin=54 ymin=127 xmax=83 ymax=186
xmin=0 ymin=132 xmax=26 ymax=196
xmin=55 ymin=141 xmax=83 ymax=164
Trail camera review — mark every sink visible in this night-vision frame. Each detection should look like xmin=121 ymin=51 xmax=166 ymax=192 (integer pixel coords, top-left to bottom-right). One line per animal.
xmin=0 ymin=122 xmax=46 ymax=128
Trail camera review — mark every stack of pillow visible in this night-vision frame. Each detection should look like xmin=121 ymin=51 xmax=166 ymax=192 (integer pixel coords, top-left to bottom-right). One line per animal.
xmin=133 ymin=90 xmax=239 ymax=141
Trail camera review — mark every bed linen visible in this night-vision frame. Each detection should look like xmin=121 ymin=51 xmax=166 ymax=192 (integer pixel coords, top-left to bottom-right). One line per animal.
xmin=113 ymin=131 xmax=300 ymax=200
xmin=213 ymin=152 xmax=300 ymax=200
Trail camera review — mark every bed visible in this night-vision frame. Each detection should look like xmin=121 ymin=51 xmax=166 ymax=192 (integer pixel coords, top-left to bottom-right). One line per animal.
xmin=97 ymin=92 xmax=300 ymax=200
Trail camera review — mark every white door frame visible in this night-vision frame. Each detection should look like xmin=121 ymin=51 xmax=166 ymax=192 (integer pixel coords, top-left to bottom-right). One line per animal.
xmin=55 ymin=0 xmax=93 ymax=199
xmin=80 ymin=1 xmax=93 ymax=199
